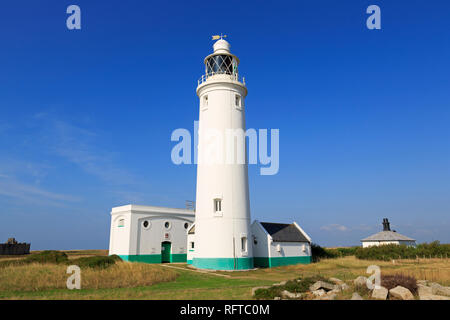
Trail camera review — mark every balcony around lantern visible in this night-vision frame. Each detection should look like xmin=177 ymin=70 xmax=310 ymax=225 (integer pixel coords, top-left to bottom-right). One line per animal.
xmin=197 ymin=71 xmax=246 ymax=87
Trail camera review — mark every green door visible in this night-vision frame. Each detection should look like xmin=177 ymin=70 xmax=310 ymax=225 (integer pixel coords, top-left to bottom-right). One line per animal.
xmin=161 ymin=242 xmax=171 ymax=263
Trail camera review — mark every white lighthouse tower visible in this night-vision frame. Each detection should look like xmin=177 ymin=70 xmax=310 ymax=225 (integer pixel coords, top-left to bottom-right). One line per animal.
xmin=192 ymin=37 xmax=253 ymax=270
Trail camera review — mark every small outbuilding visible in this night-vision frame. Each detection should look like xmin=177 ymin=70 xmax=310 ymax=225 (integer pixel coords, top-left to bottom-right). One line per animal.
xmin=361 ymin=218 xmax=416 ymax=248
xmin=251 ymin=221 xmax=312 ymax=267
xmin=109 ymin=205 xmax=195 ymax=263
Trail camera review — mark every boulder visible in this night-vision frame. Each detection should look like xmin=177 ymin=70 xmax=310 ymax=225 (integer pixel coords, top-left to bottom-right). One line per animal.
xmin=339 ymin=283 xmax=350 ymax=291
xmin=329 ymin=277 xmax=344 ymax=285
xmin=354 ymin=276 xmax=368 ymax=288
xmin=273 ymin=280 xmax=287 ymax=286
xmin=316 ymin=293 xmax=336 ymax=300
xmin=389 ymin=286 xmax=414 ymax=300
xmin=430 ymin=283 xmax=450 ymax=296
xmin=309 ymin=281 xmax=335 ymax=292
xmin=312 ymin=289 xmax=326 ymax=297
xmin=281 ymin=290 xmax=303 ymax=299
xmin=417 ymin=280 xmax=428 ymax=286
xmin=351 ymin=292 xmax=364 ymax=300
xmin=371 ymin=286 xmax=388 ymax=300
xmin=419 ymin=294 xmax=450 ymax=300
xmin=417 ymin=284 xmax=432 ymax=297
xmin=274 ymin=297 xmax=281 ymax=300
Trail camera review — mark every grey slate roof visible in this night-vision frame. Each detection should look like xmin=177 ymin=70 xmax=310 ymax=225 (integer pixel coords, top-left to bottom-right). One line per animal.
xmin=361 ymin=231 xmax=415 ymax=242
xmin=260 ymin=222 xmax=310 ymax=243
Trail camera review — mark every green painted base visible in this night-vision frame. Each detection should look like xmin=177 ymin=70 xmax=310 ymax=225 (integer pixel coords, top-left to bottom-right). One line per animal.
xmin=187 ymin=259 xmax=193 ymax=264
xmin=192 ymin=257 xmax=254 ymax=270
xmin=119 ymin=254 xmax=161 ymax=263
xmin=118 ymin=253 xmax=188 ymax=264
xmin=254 ymin=256 xmax=311 ymax=268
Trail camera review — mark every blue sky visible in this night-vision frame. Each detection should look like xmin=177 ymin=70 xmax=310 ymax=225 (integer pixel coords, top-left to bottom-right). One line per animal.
xmin=0 ymin=0 xmax=449 ymax=249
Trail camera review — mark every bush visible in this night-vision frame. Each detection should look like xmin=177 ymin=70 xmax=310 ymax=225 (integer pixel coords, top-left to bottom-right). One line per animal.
xmin=24 ymin=250 xmax=69 ymax=264
xmin=381 ymin=274 xmax=417 ymax=295
xmin=254 ymin=276 xmax=327 ymax=299
xmin=355 ymin=241 xmax=450 ymax=261
xmin=70 ymin=255 xmax=122 ymax=269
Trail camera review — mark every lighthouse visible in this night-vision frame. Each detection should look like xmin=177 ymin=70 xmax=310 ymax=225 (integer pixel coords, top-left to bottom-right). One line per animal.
xmin=192 ymin=37 xmax=254 ymax=270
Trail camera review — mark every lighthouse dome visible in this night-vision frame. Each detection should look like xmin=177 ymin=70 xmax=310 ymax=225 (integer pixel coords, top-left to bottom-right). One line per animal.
xmin=213 ymin=39 xmax=230 ymax=53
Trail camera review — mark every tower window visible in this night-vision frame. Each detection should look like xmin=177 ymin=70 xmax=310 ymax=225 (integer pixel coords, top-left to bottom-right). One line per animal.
xmin=203 ymin=95 xmax=208 ymax=106
xmin=118 ymin=219 xmax=124 ymax=228
xmin=164 ymin=221 xmax=171 ymax=229
xmin=235 ymin=95 xmax=241 ymax=107
xmin=184 ymin=222 xmax=189 ymax=229
xmin=241 ymin=237 xmax=247 ymax=252
xmin=214 ymin=199 xmax=222 ymax=212
xmin=190 ymin=242 xmax=195 ymax=249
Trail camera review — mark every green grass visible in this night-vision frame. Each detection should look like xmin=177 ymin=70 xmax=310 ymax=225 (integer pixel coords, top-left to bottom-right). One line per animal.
xmin=0 ymin=267 xmax=275 ymax=300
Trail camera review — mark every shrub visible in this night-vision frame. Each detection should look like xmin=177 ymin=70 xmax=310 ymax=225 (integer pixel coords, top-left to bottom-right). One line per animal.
xmin=70 ymin=255 xmax=122 ymax=269
xmin=24 ymin=250 xmax=69 ymax=264
xmin=311 ymin=243 xmax=337 ymax=261
xmin=254 ymin=286 xmax=283 ymax=300
xmin=355 ymin=241 xmax=450 ymax=261
xmin=254 ymin=276 xmax=327 ymax=299
xmin=381 ymin=274 xmax=417 ymax=295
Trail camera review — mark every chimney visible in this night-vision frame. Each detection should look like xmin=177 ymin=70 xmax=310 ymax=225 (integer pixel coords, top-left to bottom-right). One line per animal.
xmin=382 ymin=218 xmax=391 ymax=231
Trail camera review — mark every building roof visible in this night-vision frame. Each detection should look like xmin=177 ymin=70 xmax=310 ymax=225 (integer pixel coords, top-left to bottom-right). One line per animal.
xmin=260 ymin=222 xmax=310 ymax=243
xmin=361 ymin=231 xmax=415 ymax=242
xmin=111 ymin=204 xmax=195 ymax=216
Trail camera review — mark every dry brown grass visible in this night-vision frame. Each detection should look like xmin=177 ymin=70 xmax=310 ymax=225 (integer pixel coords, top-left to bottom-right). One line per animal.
xmin=0 ymin=261 xmax=177 ymax=292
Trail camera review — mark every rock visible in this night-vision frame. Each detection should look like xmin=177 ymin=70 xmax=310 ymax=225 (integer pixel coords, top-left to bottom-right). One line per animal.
xmin=339 ymin=283 xmax=350 ymax=291
xmin=310 ymin=281 xmax=335 ymax=292
xmin=312 ymin=289 xmax=326 ymax=297
xmin=417 ymin=284 xmax=432 ymax=297
xmin=351 ymin=292 xmax=363 ymax=300
xmin=419 ymin=294 xmax=450 ymax=300
xmin=319 ymin=293 xmax=336 ymax=300
xmin=328 ymin=288 xmax=341 ymax=294
xmin=252 ymin=286 xmax=270 ymax=296
xmin=417 ymin=280 xmax=428 ymax=286
xmin=274 ymin=297 xmax=281 ymax=300
xmin=329 ymin=277 xmax=344 ymax=285
xmin=281 ymin=290 xmax=303 ymax=299
xmin=354 ymin=276 xmax=368 ymax=288
xmin=389 ymin=286 xmax=414 ymax=300
xmin=371 ymin=286 xmax=388 ymax=300
xmin=430 ymin=283 xmax=450 ymax=296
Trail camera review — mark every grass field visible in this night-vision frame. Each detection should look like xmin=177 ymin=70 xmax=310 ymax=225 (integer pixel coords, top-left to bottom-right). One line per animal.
xmin=0 ymin=251 xmax=449 ymax=300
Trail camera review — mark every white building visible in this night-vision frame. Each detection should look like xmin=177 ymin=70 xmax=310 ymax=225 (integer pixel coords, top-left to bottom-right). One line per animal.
xmin=251 ymin=221 xmax=312 ymax=267
xmin=109 ymin=205 xmax=194 ymax=263
xmin=192 ymin=38 xmax=253 ymax=270
xmin=361 ymin=218 xmax=416 ymax=248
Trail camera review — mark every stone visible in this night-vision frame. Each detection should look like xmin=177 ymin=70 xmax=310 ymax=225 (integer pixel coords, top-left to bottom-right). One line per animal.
xmin=274 ymin=297 xmax=281 ymax=300
xmin=281 ymin=290 xmax=303 ymax=299
xmin=354 ymin=276 xmax=368 ymax=288
xmin=389 ymin=286 xmax=414 ymax=300
xmin=417 ymin=280 xmax=428 ymax=286
xmin=419 ymin=294 xmax=450 ymax=300
xmin=430 ymin=283 xmax=450 ymax=296
xmin=339 ymin=283 xmax=350 ymax=291
xmin=417 ymin=284 xmax=432 ymax=297
xmin=371 ymin=286 xmax=388 ymax=300
xmin=252 ymin=286 xmax=270 ymax=296
xmin=329 ymin=277 xmax=344 ymax=285
xmin=309 ymin=281 xmax=335 ymax=292
xmin=351 ymin=292 xmax=363 ymax=300
xmin=312 ymin=289 xmax=326 ymax=297
xmin=319 ymin=293 xmax=336 ymax=300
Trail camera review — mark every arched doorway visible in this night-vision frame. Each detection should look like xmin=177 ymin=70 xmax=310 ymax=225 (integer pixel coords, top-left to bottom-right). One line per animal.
xmin=161 ymin=241 xmax=171 ymax=263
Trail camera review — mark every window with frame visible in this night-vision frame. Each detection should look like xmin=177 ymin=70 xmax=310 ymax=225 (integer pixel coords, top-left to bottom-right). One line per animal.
xmin=118 ymin=219 xmax=125 ymax=228
xmin=214 ymin=198 xmax=222 ymax=212
xmin=235 ymin=94 xmax=241 ymax=108
xmin=190 ymin=242 xmax=194 ymax=249
xmin=203 ymin=95 xmax=208 ymax=106
xmin=241 ymin=237 xmax=247 ymax=252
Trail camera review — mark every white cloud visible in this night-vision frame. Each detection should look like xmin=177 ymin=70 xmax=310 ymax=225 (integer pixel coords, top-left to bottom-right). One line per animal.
xmin=320 ymin=224 xmax=349 ymax=232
